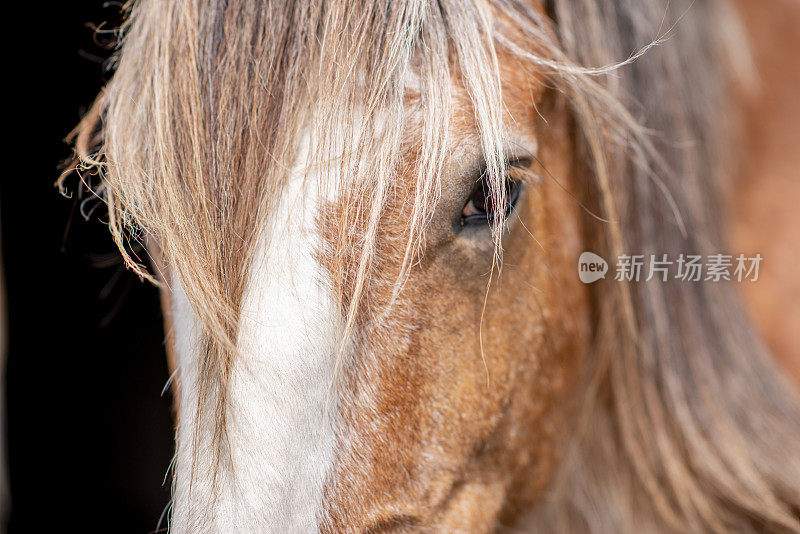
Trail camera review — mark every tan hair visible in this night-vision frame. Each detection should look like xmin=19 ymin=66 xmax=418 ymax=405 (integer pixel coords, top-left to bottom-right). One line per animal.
xmin=63 ymin=0 xmax=800 ymax=531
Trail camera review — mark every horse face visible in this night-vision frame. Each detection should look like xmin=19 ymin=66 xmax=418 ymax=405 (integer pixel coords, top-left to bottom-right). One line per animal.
xmin=70 ymin=0 xmax=800 ymax=529
xmin=156 ymin=54 xmax=589 ymax=532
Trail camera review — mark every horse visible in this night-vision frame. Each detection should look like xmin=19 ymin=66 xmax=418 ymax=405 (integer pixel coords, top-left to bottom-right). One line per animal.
xmin=63 ymin=0 xmax=800 ymax=532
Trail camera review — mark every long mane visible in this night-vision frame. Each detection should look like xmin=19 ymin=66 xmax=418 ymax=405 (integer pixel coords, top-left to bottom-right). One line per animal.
xmin=66 ymin=0 xmax=800 ymax=531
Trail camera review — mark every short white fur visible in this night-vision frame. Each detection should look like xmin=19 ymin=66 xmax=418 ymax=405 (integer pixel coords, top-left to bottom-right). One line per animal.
xmin=169 ymin=152 xmax=342 ymax=533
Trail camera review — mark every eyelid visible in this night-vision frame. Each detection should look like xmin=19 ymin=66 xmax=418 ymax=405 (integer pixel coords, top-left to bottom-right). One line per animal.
xmin=506 ymin=157 xmax=540 ymax=185
xmin=472 ymin=155 xmax=535 ymax=185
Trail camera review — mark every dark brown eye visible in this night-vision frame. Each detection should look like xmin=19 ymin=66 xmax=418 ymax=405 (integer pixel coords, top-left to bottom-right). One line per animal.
xmin=460 ymin=162 xmax=524 ymax=226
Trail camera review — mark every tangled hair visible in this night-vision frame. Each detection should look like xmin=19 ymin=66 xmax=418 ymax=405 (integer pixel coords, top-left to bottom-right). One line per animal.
xmin=64 ymin=0 xmax=800 ymax=531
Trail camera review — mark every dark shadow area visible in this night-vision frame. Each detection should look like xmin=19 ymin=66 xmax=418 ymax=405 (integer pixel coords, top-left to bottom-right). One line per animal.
xmin=2 ymin=3 xmax=174 ymax=532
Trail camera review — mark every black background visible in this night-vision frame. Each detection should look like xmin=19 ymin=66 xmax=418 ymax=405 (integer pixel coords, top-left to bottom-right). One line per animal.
xmin=3 ymin=3 xmax=174 ymax=532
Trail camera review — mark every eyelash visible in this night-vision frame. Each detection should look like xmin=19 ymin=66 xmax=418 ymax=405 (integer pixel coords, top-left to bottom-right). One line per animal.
xmin=460 ymin=159 xmax=528 ymax=226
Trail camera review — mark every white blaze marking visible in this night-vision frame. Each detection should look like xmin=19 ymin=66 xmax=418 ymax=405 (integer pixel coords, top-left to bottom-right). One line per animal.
xmin=169 ymin=164 xmax=342 ymax=532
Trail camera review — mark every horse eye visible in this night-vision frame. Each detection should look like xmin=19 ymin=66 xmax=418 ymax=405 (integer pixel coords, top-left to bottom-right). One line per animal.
xmin=460 ymin=161 xmax=525 ymax=226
